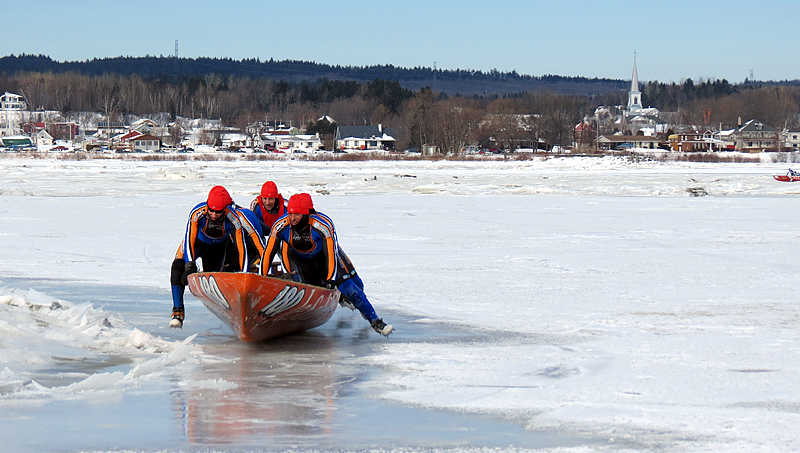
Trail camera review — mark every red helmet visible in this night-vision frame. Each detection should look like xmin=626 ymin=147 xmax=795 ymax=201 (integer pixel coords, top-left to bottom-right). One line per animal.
xmin=287 ymin=193 xmax=313 ymax=214
xmin=260 ymin=181 xmax=279 ymax=198
xmin=207 ymin=185 xmax=232 ymax=211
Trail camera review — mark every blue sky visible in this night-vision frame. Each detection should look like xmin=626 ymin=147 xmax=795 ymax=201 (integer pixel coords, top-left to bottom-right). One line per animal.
xmin=4 ymin=0 xmax=798 ymax=84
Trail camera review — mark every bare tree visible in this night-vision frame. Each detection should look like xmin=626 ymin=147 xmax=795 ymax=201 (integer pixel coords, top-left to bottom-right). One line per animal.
xmin=327 ymin=96 xmax=375 ymax=126
xmin=432 ymin=98 xmax=483 ymax=154
xmin=403 ymin=88 xmax=438 ymax=149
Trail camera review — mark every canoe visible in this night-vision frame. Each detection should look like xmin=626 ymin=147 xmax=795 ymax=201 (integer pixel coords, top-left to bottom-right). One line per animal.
xmin=773 ymin=174 xmax=800 ymax=182
xmin=186 ymin=272 xmax=340 ymax=342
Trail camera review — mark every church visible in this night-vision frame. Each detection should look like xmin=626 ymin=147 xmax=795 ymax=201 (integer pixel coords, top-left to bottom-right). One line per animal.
xmin=623 ymin=55 xmax=667 ymax=136
xmin=593 ymin=56 xmax=668 ymax=138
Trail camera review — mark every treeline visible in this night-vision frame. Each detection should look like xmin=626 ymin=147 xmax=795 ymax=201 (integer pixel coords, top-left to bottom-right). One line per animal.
xmin=640 ymin=78 xmax=800 ymax=129
xmin=0 ymin=54 xmax=620 ymax=84
xmin=642 ymin=78 xmax=739 ymax=109
xmin=0 ymin=54 xmax=628 ymax=96
xmin=2 ymin=70 xmax=800 ymax=152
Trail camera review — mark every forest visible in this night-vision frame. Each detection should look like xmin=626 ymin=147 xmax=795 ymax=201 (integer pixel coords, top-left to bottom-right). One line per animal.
xmin=2 ymin=57 xmax=799 ymax=152
xmin=0 ymin=54 xmax=628 ymax=96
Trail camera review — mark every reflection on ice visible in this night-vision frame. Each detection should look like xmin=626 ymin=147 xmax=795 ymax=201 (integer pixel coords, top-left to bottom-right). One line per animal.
xmin=173 ymin=334 xmax=341 ymax=445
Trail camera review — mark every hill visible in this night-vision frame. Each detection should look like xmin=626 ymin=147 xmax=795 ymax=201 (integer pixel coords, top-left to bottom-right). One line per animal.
xmin=0 ymin=54 xmax=628 ymax=96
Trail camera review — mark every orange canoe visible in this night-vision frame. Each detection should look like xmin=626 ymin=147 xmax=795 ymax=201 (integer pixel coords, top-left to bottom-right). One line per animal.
xmin=187 ymin=272 xmax=340 ymax=342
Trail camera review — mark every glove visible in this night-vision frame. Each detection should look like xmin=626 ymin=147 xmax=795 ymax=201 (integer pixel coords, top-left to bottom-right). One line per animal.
xmin=181 ymin=261 xmax=198 ymax=286
xmin=324 ymin=280 xmax=336 ymax=289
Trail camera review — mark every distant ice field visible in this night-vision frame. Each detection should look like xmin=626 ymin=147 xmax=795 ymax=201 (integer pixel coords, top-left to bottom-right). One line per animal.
xmin=1 ymin=156 xmax=799 ymax=452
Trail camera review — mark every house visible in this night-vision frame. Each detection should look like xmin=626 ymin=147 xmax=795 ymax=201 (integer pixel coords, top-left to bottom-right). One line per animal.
xmin=596 ymin=134 xmax=662 ymax=151
xmin=0 ymin=92 xmax=28 ymax=136
xmin=47 ymin=122 xmax=80 ymax=141
xmin=0 ymin=92 xmax=27 ymax=110
xmin=131 ymin=118 xmax=169 ymax=139
xmin=114 ymin=130 xmax=161 ymax=151
xmin=574 ymin=122 xmax=596 ymax=148
xmin=625 ymin=114 xmax=669 ymax=137
xmin=129 ymin=133 xmax=161 ymax=152
xmin=22 ymin=122 xmax=45 ymax=134
xmin=96 ymin=121 xmax=129 ymax=138
xmin=668 ymin=130 xmax=717 ymax=152
xmin=34 ymin=130 xmax=53 ymax=147
xmin=335 ymin=124 xmax=396 ymax=152
xmin=783 ymin=129 xmax=800 ymax=150
xmin=131 ymin=118 xmax=159 ymax=133
xmin=113 ymin=130 xmax=143 ymax=148
xmin=731 ymin=119 xmax=778 ymax=152
xmin=717 ymin=129 xmax=737 ymax=151
xmin=219 ymin=131 xmax=249 ymax=149
xmin=260 ymin=129 xmax=323 ymax=153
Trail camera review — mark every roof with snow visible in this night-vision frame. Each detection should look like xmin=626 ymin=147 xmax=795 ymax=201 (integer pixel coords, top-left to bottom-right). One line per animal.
xmin=336 ymin=125 xmax=396 ymax=140
xmin=118 ymin=130 xmax=144 ymax=141
xmin=738 ymin=119 xmax=776 ymax=132
xmin=597 ymin=135 xmax=661 ymax=143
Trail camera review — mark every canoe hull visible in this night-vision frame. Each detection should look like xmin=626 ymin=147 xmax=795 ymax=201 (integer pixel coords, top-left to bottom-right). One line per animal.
xmin=187 ymin=272 xmax=339 ymax=342
xmin=773 ymin=174 xmax=800 ymax=182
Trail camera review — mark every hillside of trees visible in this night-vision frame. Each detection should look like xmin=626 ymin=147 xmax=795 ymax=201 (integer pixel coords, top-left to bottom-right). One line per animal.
xmin=0 ymin=54 xmax=629 ymax=97
xmin=1 ymin=55 xmax=799 ymax=153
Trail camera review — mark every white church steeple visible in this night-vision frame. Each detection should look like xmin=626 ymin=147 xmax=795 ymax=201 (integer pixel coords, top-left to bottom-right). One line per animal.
xmin=627 ymin=53 xmax=642 ymax=114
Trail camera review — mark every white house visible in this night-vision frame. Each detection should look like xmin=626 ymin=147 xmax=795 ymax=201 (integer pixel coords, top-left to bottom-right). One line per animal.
xmin=335 ymin=124 xmax=396 ymax=152
xmin=1 ymin=92 xmax=27 ymax=110
xmin=784 ymin=129 xmax=800 ymax=150
xmin=34 ymin=130 xmax=53 ymax=147
xmin=0 ymin=92 xmax=29 ymax=136
xmin=220 ymin=131 xmax=249 ymax=148
xmin=260 ymin=129 xmax=323 ymax=153
xmin=130 ymin=134 xmax=162 ymax=152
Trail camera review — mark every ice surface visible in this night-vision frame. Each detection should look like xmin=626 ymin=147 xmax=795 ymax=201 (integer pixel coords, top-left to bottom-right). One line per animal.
xmin=0 ymin=155 xmax=799 ymax=452
xmin=0 ymin=287 xmax=202 ymax=401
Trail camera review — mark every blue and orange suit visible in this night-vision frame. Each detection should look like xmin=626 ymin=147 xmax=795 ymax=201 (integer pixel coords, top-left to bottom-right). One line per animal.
xmin=259 ymin=213 xmax=337 ymax=285
xmin=170 ymin=202 xmax=265 ymax=310
xmin=260 ymin=211 xmax=378 ymax=323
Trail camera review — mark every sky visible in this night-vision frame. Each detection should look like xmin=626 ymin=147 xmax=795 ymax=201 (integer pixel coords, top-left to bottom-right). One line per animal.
xmin=3 ymin=0 xmax=799 ymax=84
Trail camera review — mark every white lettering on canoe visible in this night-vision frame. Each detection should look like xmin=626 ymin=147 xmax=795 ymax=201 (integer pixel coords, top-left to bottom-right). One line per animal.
xmin=258 ymin=285 xmax=305 ymax=319
xmin=196 ymin=275 xmax=230 ymax=310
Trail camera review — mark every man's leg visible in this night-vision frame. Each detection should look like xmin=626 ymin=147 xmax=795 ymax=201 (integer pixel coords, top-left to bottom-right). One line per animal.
xmin=169 ymin=258 xmax=186 ymax=327
xmin=338 ymin=278 xmax=392 ymax=336
xmin=338 ymin=278 xmax=378 ymax=323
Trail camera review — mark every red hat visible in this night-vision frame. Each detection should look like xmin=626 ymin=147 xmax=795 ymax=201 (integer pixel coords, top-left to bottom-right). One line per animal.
xmin=260 ymin=181 xmax=279 ymax=198
xmin=297 ymin=192 xmax=314 ymax=210
xmin=207 ymin=185 xmax=232 ymax=211
xmin=287 ymin=193 xmax=313 ymax=214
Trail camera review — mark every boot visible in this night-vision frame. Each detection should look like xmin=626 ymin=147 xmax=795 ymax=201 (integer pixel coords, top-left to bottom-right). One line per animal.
xmin=170 ymin=307 xmax=185 ymax=329
xmin=370 ymin=318 xmax=393 ymax=337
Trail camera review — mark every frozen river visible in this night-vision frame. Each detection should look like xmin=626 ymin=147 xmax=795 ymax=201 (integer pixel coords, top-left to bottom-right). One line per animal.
xmin=1 ymin=156 xmax=799 ymax=452
xmin=1 ymin=277 xmax=583 ymax=452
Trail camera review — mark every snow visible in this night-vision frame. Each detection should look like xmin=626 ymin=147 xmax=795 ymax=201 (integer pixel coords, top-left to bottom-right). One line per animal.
xmin=1 ymin=155 xmax=800 ymax=451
